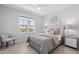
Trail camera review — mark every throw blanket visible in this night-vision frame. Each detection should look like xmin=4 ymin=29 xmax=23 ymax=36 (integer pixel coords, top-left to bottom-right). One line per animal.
xmin=27 ymin=34 xmax=61 ymax=54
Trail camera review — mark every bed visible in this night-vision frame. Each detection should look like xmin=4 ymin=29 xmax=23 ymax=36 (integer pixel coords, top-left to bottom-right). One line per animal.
xmin=27 ymin=33 xmax=63 ymax=54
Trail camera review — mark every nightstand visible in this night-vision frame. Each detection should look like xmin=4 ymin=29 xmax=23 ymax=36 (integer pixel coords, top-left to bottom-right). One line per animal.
xmin=64 ymin=38 xmax=79 ymax=49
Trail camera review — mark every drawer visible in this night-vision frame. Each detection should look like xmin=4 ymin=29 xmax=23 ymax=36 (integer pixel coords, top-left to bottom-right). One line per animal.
xmin=65 ymin=38 xmax=77 ymax=48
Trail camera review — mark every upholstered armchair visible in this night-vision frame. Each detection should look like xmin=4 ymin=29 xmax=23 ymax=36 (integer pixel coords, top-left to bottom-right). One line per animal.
xmin=0 ymin=34 xmax=15 ymax=48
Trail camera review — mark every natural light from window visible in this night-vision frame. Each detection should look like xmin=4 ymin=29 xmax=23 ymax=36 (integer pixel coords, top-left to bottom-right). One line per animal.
xmin=19 ymin=16 xmax=35 ymax=32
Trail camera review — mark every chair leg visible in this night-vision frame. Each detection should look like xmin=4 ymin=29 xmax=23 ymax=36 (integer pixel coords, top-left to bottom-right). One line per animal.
xmin=1 ymin=42 xmax=3 ymax=48
xmin=13 ymin=39 xmax=15 ymax=44
xmin=6 ymin=42 xmax=9 ymax=48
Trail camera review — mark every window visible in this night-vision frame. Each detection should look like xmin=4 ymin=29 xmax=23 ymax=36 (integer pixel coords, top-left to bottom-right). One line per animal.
xmin=19 ymin=16 xmax=35 ymax=32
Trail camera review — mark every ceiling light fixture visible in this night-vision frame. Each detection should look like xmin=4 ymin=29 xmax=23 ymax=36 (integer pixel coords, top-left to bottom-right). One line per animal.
xmin=37 ymin=7 xmax=41 ymax=10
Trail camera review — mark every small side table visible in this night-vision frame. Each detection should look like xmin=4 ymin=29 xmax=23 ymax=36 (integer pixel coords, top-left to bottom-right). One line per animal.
xmin=64 ymin=38 xmax=79 ymax=49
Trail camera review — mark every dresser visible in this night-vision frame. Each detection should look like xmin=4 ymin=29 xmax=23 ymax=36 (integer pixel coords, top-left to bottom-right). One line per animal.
xmin=64 ymin=38 xmax=79 ymax=49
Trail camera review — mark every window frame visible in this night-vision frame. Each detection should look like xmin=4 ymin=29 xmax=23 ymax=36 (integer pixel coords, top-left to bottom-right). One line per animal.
xmin=18 ymin=16 xmax=35 ymax=33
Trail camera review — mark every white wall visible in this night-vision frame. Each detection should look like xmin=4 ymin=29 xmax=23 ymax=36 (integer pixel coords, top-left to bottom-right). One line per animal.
xmin=59 ymin=5 xmax=79 ymax=30
xmin=44 ymin=5 xmax=79 ymax=31
xmin=0 ymin=5 xmax=44 ymax=43
xmin=0 ymin=6 xmax=3 ymax=33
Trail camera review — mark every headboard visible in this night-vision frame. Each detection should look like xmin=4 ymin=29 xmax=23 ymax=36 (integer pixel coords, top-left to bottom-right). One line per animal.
xmin=44 ymin=26 xmax=63 ymax=35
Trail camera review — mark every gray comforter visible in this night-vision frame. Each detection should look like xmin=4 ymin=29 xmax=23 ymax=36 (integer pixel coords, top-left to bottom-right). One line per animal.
xmin=27 ymin=34 xmax=61 ymax=54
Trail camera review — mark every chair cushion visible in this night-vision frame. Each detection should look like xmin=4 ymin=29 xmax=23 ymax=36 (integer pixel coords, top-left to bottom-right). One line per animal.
xmin=5 ymin=38 xmax=14 ymax=42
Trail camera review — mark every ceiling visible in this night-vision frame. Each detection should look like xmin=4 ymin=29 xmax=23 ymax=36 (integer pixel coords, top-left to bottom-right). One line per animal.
xmin=3 ymin=4 xmax=74 ymax=16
